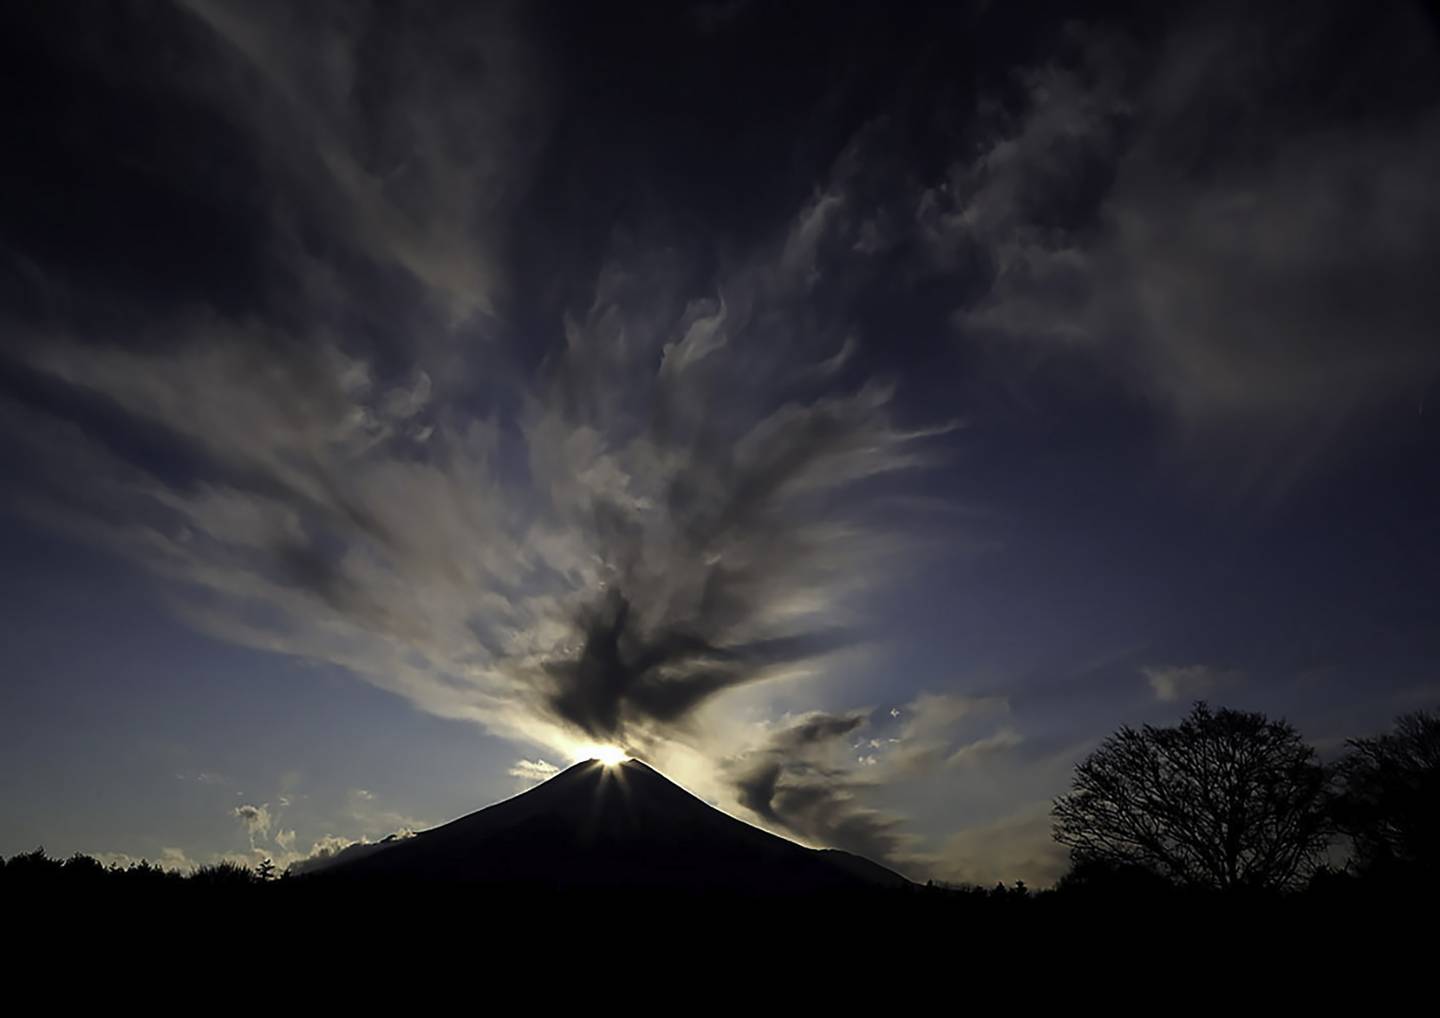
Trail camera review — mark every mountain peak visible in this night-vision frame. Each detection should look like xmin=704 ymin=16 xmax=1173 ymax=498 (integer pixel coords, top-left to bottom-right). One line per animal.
xmin=313 ymin=757 xmax=909 ymax=893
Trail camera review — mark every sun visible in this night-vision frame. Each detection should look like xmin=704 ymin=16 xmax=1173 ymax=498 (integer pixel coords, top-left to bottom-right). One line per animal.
xmin=569 ymin=741 xmax=630 ymax=766
xmin=589 ymin=745 xmax=629 ymax=767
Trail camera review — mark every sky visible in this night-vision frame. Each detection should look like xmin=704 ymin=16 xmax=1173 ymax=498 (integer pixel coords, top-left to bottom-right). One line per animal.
xmin=2 ymin=0 xmax=1439 ymax=886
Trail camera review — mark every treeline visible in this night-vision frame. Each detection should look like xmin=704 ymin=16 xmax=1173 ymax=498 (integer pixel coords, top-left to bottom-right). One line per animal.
xmin=930 ymin=702 xmax=1437 ymax=903
xmin=2 ymin=704 xmax=1435 ymax=904
xmin=0 ymin=853 xmax=275 ymax=890
xmin=1046 ymin=702 xmax=1439 ymax=896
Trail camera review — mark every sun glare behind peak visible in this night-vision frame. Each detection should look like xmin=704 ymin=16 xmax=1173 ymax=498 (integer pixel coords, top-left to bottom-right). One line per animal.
xmin=573 ymin=742 xmax=630 ymax=766
xmin=591 ymin=745 xmax=629 ymax=767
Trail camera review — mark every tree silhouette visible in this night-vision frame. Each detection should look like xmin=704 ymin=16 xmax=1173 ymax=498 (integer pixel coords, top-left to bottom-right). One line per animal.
xmin=1052 ymin=702 xmax=1330 ymax=890
xmin=1332 ymin=708 xmax=1440 ymax=878
xmin=190 ymin=860 xmax=256 ymax=887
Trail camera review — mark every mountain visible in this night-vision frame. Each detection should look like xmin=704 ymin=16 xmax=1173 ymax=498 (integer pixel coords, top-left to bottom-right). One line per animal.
xmin=308 ymin=758 xmax=910 ymax=893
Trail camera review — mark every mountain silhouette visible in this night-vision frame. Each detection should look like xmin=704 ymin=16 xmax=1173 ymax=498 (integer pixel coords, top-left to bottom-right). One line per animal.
xmin=308 ymin=758 xmax=910 ymax=893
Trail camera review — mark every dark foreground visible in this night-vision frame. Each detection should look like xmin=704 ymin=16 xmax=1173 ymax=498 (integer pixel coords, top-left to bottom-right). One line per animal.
xmin=1 ymin=872 xmax=1430 ymax=1010
xmin=5 ymin=858 xmax=1434 ymax=961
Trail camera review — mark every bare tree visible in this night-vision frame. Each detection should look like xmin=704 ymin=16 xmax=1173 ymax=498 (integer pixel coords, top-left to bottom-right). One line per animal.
xmin=1052 ymin=702 xmax=1331 ymax=890
xmin=1332 ymin=709 xmax=1440 ymax=875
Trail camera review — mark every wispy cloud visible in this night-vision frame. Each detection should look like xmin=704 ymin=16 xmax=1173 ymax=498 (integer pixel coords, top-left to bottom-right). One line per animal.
xmin=175 ymin=0 xmax=543 ymax=323
xmin=0 ymin=1 xmax=976 ymax=868
xmin=729 ymin=709 xmax=910 ymax=867
xmin=723 ymin=691 xmax=1021 ymax=870
xmin=789 ymin=7 xmax=1440 ymax=495
xmin=923 ymin=803 xmax=1069 ymax=889
xmin=9 ymin=0 xmax=1425 ymax=882
xmin=1143 ymin=664 xmax=1242 ymax=703
xmin=8 ymin=76 xmax=943 ymax=782
xmin=508 ymin=758 xmax=560 ymax=784
xmin=231 ymin=803 xmax=272 ymax=849
xmin=950 ymin=10 xmax=1440 ymax=490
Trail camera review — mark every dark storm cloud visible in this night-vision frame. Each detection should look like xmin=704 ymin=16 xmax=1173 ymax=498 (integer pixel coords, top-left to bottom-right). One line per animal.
xmin=519 ymin=278 xmax=937 ymax=747
xmin=724 ymin=692 xmax=1033 ymax=868
xmin=0 ymin=0 xmax=943 ymax=760
xmin=730 ymin=711 xmax=909 ymax=866
xmin=528 ymin=290 xmax=934 ymax=745
xmin=542 ymin=592 xmax=856 ymax=741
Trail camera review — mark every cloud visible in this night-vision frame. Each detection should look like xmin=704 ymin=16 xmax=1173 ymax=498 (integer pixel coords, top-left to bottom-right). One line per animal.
xmin=880 ymin=692 xmax=1011 ymax=777
xmin=220 ymin=782 xmax=426 ymax=872
xmin=0 ymin=1 xmax=1050 ymax=865
xmin=723 ymin=693 xmax=1018 ymax=869
xmin=733 ymin=762 xmax=908 ymax=869
xmin=82 ymin=846 xmax=200 ymax=874
xmin=945 ymin=726 xmax=1024 ymax=767
xmin=284 ymin=830 xmax=417 ymax=876
xmin=80 ymin=832 xmax=416 ymax=877
xmin=232 ymin=803 xmax=272 ymax=848
xmin=0 ymin=3 xmax=964 ymax=834
xmin=925 ymin=804 xmax=1069 ymax=889
xmin=174 ymin=0 xmax=543 ymax=322
xmin=1142 ymin=664 xmax=1242 ymax=703
xmin=959 ymin=10 xmax=1440 ymax=472
xmin=343 ymin=789 xmax=425 ymax=839
xmin=176 ymin=770 xmax=228 ymax=786
xmin=158 ymin=847 xmax=198 ymax=872
xmin=8 ymin=155 xmax=940 ymax=778
xmin=728 ymin=710 xmax=909 ymax=866
xmin=9 ymin=0 xmax=1429 ymax=889
xmin=521 ymin=234 xmax=942 ymax=751
xmin=508 ymin=758 xmax=560 ymax=783
xmin=89 ymin=852 xmax=146 ymax=871
xmin=720 ymin=691 xmax=1062 ymax=878
xmin=731 ymin=5 xmax=1440 ymax=494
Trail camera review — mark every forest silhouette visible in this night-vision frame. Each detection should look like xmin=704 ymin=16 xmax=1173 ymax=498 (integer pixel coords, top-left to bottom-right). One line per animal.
xmin=6 ymin=704 xmax=1437 ymax=938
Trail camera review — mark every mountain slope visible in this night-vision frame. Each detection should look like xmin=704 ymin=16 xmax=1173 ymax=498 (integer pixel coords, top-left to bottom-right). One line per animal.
xmin=310 ymin=758 xmax=910 ymax=893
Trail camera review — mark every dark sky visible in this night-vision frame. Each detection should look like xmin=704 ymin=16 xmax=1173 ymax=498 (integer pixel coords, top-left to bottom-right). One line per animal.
xmin=2 ymin=0 xmax=1438 ymax=884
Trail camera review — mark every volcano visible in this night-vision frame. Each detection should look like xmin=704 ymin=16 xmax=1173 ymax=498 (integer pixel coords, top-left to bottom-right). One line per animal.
xmin=309 ymin=758 xmax=909 ymax=893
